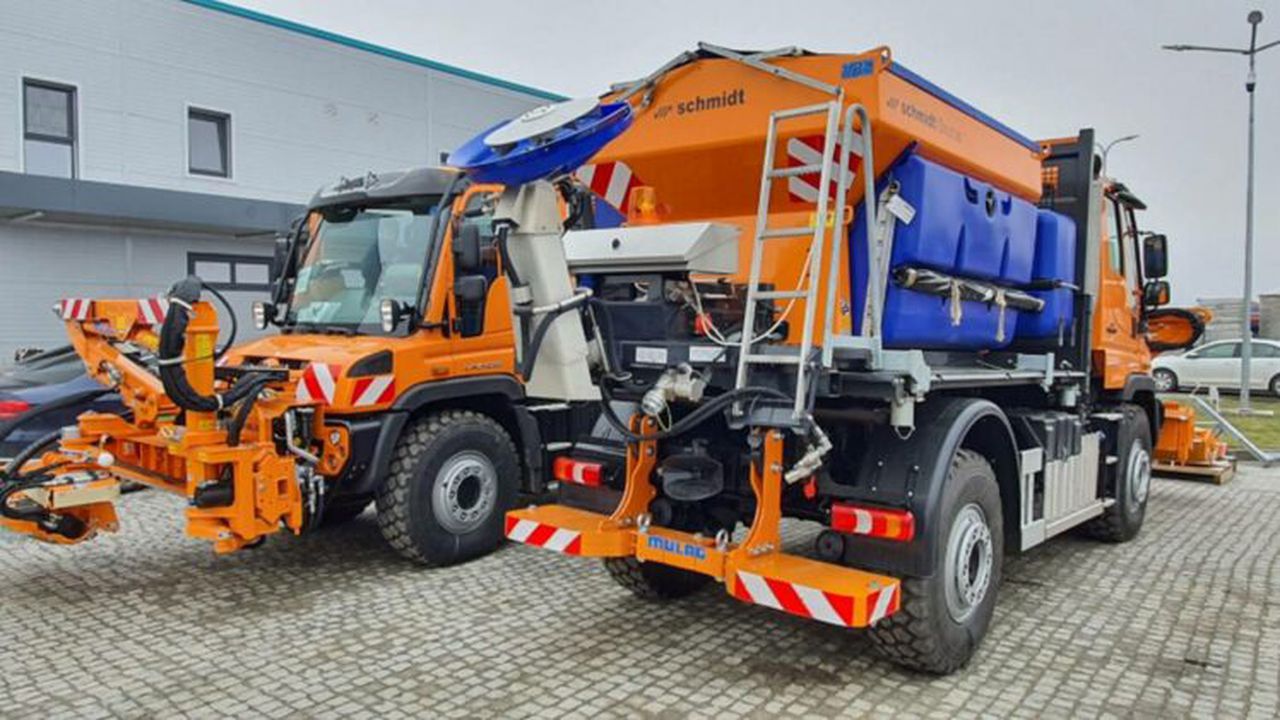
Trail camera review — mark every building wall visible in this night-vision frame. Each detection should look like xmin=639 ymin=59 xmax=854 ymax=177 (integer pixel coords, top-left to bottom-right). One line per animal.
xmin=0 ymin=221 xmax=274 ymax=359
xmin=0 ymin=0 xmax=550 ymax=203
xmin=0 ymin=0 xmax=557 ymax=361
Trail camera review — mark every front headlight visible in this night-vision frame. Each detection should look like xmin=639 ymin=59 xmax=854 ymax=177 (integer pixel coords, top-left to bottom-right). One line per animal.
xmin=380 ymin=299 xmax=401 ymax=334
xmin=252 ymin=301 xmax=270 ymax=330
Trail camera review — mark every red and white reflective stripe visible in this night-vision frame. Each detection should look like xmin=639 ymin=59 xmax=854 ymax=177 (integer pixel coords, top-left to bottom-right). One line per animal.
xmin=296 ymin=363 xmax=339 ymax=405
xmin=830 ymin=503 xmax=915 ymax=542
xmin=59 ymin=298 xmax=92 ymax=321
xmin=733 ymin=570 xmax=898 ymax=627
xmin=136 ymin=296 xmax=170 ymax=326
xmin=575 ymin=161 xmax=642 ymax=214
xmin=504 ymin=516 xmax=582 ymax=554
xmin=552 ymin=456 xmax=602 ymax=486
xmin=350 ymin=375 xmax=395 ymax=407
xmin=785 ymin=135 xmax=860 ymax=203
xmin=867 ymin=584 xmax=898 ymax=625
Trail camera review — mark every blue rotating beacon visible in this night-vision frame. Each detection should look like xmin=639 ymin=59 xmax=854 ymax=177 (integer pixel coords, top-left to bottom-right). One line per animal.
xmin=448 ymin=97 xmax=633 ymax=186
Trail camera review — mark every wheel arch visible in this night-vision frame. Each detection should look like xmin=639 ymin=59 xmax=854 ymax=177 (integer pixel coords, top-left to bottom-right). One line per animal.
xmin=341 ymin=375 xmax=542 ymax=497
xmin=837 ymin=396 xmax=1019 ymax=578
xmin=1118 ymin=373 xmax=1161 ymax=441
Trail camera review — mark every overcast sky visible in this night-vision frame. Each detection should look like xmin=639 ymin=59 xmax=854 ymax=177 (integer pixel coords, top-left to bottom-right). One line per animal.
xmin=232 ymin=0 xmax=1278 ymax=304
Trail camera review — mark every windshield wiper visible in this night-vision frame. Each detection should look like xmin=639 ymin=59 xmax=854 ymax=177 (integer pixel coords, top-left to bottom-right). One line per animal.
xmin=285 ymin=321 xmax=357 ymax=336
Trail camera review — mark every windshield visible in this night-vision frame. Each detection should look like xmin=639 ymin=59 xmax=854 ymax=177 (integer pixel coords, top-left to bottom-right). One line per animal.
xmin=286 ymin=202 xmax=441 ymax=332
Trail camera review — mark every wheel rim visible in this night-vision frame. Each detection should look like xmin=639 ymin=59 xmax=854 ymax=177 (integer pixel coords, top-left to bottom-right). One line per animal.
xmin=1127 ymin=440 xmax=1152 ymax=511
xmin=1154 ymin=371 xmax=1173 ymax=392
xmin=431 ymin=450 xmax=498 ymax=534
xmin=944 ymin=503 xmax=994 ymax=623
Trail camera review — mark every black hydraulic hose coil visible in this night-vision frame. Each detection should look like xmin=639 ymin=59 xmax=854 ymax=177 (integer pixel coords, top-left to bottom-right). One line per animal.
xmin=158 ymin=276 xmax=263 ymax=414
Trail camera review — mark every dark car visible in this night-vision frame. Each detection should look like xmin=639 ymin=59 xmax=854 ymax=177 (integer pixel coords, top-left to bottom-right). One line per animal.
xmin=0 ymin=347 xmax=122 ymax=459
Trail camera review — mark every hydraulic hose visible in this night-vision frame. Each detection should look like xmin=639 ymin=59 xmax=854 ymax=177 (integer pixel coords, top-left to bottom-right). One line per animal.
xmin=158 ymin=276 xmax=266 ymax=413
xmin=598 ymin=382 xmax=793 ymax=442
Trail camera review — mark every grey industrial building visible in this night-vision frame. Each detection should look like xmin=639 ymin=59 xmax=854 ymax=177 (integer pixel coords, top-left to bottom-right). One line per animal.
xmin=0 ymin=0 xmax=560 ymax=359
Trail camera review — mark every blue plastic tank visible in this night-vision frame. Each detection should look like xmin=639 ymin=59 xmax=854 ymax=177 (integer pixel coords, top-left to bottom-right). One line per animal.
xmin=1015 ymin=210 xmax=1077 ymax=341
xmin=850 ymin=152 xmax=1039 ymax=349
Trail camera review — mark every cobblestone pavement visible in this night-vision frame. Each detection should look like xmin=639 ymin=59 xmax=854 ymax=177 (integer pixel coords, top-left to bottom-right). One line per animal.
xmin=1 ymin=466 xmax=1277 ymax=719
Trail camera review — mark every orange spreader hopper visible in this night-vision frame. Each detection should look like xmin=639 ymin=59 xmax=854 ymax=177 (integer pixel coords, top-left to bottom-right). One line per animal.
xmin=596 ymin=46 xmax=1045 ymax=224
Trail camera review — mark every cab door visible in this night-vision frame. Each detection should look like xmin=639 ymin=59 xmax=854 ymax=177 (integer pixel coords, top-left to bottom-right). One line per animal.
xmin=1092 ymin=195 xmax=1150 ymax=389
xmin=443 ymin=188 xmax=516 ymax=378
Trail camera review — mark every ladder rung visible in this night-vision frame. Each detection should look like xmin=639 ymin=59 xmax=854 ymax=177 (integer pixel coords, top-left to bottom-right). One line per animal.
xmin=768 ymin=164 xmax=823 ymax=178
xmin=745 ymin=354 xmax=802 ymax=365
xmin=753 ymin=289 xmax=808 ymax=300
xmin=759 ymin=227 xmax=814 ymax=240
xmin=773 ymin=103 xmax=833 ymax=120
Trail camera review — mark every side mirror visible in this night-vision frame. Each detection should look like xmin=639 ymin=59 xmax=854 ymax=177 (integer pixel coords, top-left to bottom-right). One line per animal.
xmin=1143 ymin=280 xmax=1170 ymax=308
xmin=454 ymin=275 xmax=487 ymax=304
xmin=379 ymin=298 xmax=412 ymax=333
xmin=453 ymin=275 xmax=488 ymax=338
xmin=454 ymin=223 xmax=483 ymax=273
xmin=1143 ymin=234 xmax=1168 ymax=279
xmin=270 ymin=235 xmax=290 ymax=282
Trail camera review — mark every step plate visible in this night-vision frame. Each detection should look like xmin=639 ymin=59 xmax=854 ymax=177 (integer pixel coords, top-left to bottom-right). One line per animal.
xmin=505 ymin=505 xmax=634 ymax=557
xmin=727 ymin=553 xmax=900 ymax=628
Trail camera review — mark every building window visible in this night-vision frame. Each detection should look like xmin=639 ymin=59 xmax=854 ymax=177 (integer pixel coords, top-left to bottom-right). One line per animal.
xmin=188 ymin=108 xmax=231 ymax=177
xmin=23 ymin=79 xmax=77 ymax=178
xmin=188 ymin=253 xmax=271 ymax=291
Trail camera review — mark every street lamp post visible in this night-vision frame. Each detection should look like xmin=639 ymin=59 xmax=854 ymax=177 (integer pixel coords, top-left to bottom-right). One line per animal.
xmin=1098 ymin=134 xmax=1139 ymax=176
xmin=1164 ymin=10 xmax=1277 ymax=412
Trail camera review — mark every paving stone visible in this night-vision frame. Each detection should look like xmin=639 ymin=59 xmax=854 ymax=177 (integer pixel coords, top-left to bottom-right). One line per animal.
xmin=1 ymin=466 xmax=1278 ymax=717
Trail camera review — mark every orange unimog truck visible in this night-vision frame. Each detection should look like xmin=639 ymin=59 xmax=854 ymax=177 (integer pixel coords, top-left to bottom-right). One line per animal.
xmin=499 ymin=44 xmax=1205 ymax=673
xmin=0 ymin=166 xmax=598 ymax=565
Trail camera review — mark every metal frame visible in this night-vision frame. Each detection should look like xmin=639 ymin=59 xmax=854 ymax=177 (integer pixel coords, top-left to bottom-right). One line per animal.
xmin=21 ymin=77 xmax=78 ymax=178
xmin=186 ymin=106 xmax=233 ymax=179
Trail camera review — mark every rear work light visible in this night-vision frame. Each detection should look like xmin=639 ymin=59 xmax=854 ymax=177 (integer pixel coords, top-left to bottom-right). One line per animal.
xmin=0 ymin=399 xmax=32 ymax=420
xmin=830 ymin=502 xmax=915 ymax=542
xmin=552 ymin=456 xmax=603 ymax=487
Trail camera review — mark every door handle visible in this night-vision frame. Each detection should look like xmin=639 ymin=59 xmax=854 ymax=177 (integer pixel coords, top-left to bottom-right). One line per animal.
xmin=1106 ymin=323 xmax=1119 ymax=334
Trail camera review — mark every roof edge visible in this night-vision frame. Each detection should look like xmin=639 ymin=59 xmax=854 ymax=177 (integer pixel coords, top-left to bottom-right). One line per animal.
xmin=181 ymin=0 xmax=567 ymax=102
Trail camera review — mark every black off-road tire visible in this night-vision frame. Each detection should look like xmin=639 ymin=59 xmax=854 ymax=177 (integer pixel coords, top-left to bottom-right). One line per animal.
xmin=375 ymin=410 xmax=519 ymax=566
xmin=1082 ymin=404 xmax=1152 ymax=543
xmin=603 ymin=557 xmax=710 ymax=600
xmin=868 ymin=450 xmax=1004 ymax=675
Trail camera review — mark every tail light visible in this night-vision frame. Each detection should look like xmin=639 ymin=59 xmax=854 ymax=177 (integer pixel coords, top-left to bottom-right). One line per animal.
xmin=0 ymin=399 xmax=32 ymax=420
xmin=830 ymin=502 xmax=915 ymax=542
xmin=552 ymin=456 xmax=603 ymax=487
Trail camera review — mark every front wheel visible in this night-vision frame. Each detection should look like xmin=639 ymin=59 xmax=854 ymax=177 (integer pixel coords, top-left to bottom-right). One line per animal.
xmin=1270 ymin=374 xmax=1280 ymax=398
xmin=1083 ymin=404 xmax=1152 ymax=543
xmin=1153 ymin=368 xmax=1178 ymax=393
xmin=868 ymin=449 xmax=1003 ymax=675
xmin=376 ymin=410 xmax=520 ymax=566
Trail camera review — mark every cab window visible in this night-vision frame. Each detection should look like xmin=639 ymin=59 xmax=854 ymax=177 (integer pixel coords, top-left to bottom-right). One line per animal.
xmin=1105 ymin=197 xmax=1123 ymax=274
xmin=451 ymin=192 xmax=500 ymax=338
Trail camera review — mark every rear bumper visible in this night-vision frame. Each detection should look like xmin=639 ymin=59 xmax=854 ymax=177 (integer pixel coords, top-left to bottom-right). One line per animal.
xmin=505 ymin=504 xmax=901 ymax=628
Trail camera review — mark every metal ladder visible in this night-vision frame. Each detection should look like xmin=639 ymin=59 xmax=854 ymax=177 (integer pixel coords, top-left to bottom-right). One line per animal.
xmin=733 ymin=100 xmax=842 ymax=421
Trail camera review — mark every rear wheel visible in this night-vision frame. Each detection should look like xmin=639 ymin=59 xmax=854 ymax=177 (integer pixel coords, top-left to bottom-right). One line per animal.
xmin=1083 ymin=404 xmax=1151 ymax=543
xmin=868 ymin=449 xmax=1003 ymax=675
xmin=1153 ymin=368 xmax=1178 ymax=393
xmin=604 ymin=557 xmax=709 ymax=600
xmin=1270 ymin=374 xmax=1280 ymax=398
xmin=376 ymin=410 xmax=519 ymax=566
